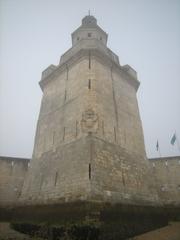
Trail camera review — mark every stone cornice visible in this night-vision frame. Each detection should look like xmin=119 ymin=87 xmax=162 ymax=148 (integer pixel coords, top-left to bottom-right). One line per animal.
xmin=39 ymin=48 xmax=140 ymax=91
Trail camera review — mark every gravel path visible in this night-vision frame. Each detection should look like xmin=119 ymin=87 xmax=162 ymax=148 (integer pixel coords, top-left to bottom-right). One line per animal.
xmin=0 ymin=222 xmax=34 ymax=240
xmin=131 ymin=222 xmax=180 ymax=240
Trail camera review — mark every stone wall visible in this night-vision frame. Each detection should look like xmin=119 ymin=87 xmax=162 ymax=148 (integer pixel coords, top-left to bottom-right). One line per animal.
xmin=20 ymin=137 xmax=91 ymax=205
xmin=1 ymin=154 xmax=180 ymax=208
xmin=149 ymin=156 xmax=180 ymax=205
xmin=90 ymin=136 xmax=158 ymax=205
xmin=0 ymin=156 xmax=29 ymax=207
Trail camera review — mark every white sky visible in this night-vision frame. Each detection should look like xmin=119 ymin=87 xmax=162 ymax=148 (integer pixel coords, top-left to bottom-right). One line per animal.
xmin=0 ymin=0 xmax=180 ymax=159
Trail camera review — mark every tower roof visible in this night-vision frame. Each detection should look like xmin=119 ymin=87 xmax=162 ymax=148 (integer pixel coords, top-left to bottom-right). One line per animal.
xmin=82 ymin=15 xmax=97 ymax=26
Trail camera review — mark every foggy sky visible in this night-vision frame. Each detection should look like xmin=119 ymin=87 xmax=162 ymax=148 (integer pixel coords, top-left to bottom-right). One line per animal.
xmin=0 ymin=0 xmax=180 ymax=159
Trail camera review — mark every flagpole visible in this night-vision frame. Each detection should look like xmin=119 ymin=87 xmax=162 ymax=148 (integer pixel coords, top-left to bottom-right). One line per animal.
xmin=158 ymin=146 xmax=161 ymax=158
xmin=156 ymin=140 xmax=161 ymax=158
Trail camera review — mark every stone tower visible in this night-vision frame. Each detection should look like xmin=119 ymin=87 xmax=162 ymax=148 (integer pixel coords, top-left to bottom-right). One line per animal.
xmin=20 ymin=15 xmax=158 ymax=205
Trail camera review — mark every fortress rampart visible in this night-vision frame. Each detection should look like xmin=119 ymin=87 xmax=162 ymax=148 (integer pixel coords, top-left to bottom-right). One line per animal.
xmin=0 ymin=156 xmax=29 ymax=207
xmin=0 ymin=155 xmax=180 ymax=207
xmin=149 ymin=156 xmax=180 ymax=205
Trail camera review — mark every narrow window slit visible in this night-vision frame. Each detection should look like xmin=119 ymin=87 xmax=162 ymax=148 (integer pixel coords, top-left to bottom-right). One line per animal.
xmin=88 ymin=79 xmax=91 ymax=89
xmin=75 ymin=120 xmax=78 ymax=137
xmin=102 ymin=121 xmax=104 ymax=136
xmin=63 ymin=127 xmax=66 ymax=141
xmin=64 ymin=90 xmax=67 ymax=101
xmin=122 ymin=172 xmax=125 ymax=186
xmin=54 ymin=172 xmax=58 ymax=186
xmin=114 ymin=127 xmax=117 ymax=142
xmin=89 ymin=51 xmax=91 ymax=69
xmin=89 ymin=163 xmax=91 ymax=180
xmin=52 ymin=131 xmax=55 ymax=145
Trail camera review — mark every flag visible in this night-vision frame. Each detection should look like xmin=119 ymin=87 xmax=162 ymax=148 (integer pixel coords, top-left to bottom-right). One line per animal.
xmin=171 ymin=133 xmax=176 ymax=145
xmin=156 ymin=140 xmax=159 ymax=151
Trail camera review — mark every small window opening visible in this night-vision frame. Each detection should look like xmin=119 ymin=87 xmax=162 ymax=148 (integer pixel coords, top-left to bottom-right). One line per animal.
xmin=114 ymin=127 xmax=116 ymax=142
xmin=100 ymin=37 xmax=102 ymax=40
xmin=63 ymin=127 xmax=66 ymax=141
xmin=88 ymin=33 xmax=92 ymax=37
xmin=75 ymin=120 xmax=78 ymax=137
xmin=77 ymin=37 xmax=80 ymax=41
xmin=89 ymin=163 xmax=91 ymax=180
xmin=122 ymin=172 xmax=125 ymax=186
xmin=54 ymin=172 xmax=58 ymax=186
xmin=52 ymin=131 xmax=55 ymax=145
xmin=102 ymin=121 xmax=104 ymax=135
xmin=88 ymin=51 xmax=91 ymax=69
xmin=64 ymin=90 xmax=67 ymax=101
xmin=88 ymin=79 xmax=91 ymax=89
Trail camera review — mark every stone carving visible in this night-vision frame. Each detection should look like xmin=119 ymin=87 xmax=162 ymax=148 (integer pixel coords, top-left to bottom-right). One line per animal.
xmin=81 ymin=109 xmax=98 ymax=133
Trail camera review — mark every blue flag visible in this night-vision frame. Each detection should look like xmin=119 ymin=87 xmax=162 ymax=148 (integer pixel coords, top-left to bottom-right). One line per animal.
xmin=171 ymin=133 xmax=176 ymax=145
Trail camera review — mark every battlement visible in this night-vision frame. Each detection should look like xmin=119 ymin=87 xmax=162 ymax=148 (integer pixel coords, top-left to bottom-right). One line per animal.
xmin=149 ymin=156 xmax=180 ymax=168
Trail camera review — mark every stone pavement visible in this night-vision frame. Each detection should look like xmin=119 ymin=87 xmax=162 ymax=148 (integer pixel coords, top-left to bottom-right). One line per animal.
xmin=0 ymin=222 xmax=32 ymax=240
xmin=130 ymin=222 xmax=180 ymax=240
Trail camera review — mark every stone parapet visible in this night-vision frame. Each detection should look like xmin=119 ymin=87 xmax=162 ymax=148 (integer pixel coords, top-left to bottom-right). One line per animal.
xmin=148 ymin=156 xmax=180 ymax=206
xmin=0 ymin=156 xmax=30 ymax=207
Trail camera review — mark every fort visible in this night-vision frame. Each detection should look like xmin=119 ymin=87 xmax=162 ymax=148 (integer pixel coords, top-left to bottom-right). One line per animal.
xmin=0 ymin=156 xmax=180 ymax=207
xmin=0 ymin=15 xmax=180 ymax=239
